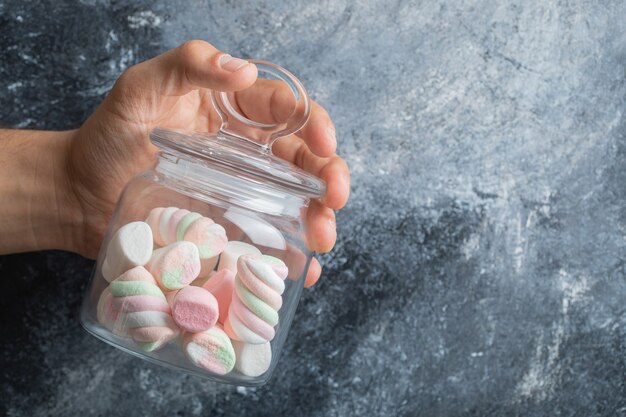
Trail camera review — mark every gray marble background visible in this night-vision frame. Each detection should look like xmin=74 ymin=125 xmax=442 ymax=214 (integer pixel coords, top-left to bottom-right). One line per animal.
xmin=1 ymin=0 xmax=625 ymax=415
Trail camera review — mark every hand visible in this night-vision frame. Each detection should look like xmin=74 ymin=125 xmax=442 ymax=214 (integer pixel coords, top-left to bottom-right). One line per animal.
xmin=66 ymin=40 xmax=350 ymax=286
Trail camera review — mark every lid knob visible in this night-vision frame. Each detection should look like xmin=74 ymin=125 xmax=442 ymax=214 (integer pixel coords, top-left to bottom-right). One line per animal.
xmin=210 ymin=60 xmax=311 ymax=152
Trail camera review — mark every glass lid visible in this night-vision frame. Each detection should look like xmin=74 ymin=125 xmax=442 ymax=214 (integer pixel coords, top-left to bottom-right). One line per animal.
xmin=150 ymin=60 xmax=326 ymax=200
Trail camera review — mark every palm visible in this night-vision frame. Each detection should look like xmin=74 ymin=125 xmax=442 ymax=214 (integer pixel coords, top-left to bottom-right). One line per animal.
xmin=150 ymin=91 xmax=218 ymax=133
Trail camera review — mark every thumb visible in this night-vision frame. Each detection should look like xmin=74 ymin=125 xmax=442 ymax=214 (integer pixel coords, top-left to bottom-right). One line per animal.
xmin=116 ymin=40 xmax=258 ymax=96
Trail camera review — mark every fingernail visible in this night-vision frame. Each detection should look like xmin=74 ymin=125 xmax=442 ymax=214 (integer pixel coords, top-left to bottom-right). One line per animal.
xmin=327 ymin=124 xmax=337 ymax=146
xmin=327 ymin=217 xmax=336 ymax=228
xmin=219 ymin=54 xmax=249 ymax=72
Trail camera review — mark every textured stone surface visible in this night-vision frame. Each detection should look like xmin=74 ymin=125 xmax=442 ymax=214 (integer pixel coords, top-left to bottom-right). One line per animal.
xmin=1 ymin=0 xmax=626 ymax=415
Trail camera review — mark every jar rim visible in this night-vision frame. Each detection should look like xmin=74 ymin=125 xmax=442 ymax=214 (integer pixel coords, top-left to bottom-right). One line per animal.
xmin=153 ymin=140 xmax=308 ymax=218
xmin=150 ymin=128 xmax=326 ymax=200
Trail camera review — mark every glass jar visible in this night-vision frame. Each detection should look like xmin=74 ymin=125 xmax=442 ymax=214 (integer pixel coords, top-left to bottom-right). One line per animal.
xmin=80 ymin=61 xmax=325 ymax=386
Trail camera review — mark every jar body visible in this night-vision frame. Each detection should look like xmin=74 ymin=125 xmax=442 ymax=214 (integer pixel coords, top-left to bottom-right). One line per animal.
xmin=80 ymin=156 xmax=311 ymax=385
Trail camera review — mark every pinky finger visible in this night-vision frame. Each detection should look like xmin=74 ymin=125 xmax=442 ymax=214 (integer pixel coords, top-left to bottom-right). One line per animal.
xmin=306 ymin=200 xmax=337 ymax=253
xmin=305 ymin=257 xmax=322 ymax=288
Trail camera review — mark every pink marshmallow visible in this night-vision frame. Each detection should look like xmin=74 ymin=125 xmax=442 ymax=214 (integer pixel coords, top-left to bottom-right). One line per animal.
xmin=199 ymin=257 xmax=219 ymax=278
xmin=168 ymin=286 xmax=218 ymax=333
xmin=202 ymin=269 xmax=235 ymax=324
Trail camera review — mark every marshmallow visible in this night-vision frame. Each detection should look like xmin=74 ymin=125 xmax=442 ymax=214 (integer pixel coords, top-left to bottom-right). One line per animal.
xmin=224 ymin=304 xmax=268 ymax=344
xmin=217 ymin=241 xmax=261 ymax=273
xmin=157 ymin=207 xmax=179 ymax=246
xmin=96 ymin=287 xmax=119 ymax=333
xmin=101 ymin=257 xmax=114 ymax=282
xmin=265 ymin=246 xmax=304 ymax=280
xmin=166 ymin=208 xmax=190 ymax=244
xmin=105 ymin=266 xmax=179 ymax=351
xmin=224 ymin=254 xmax=288 ymax=344
xmin=202 ymin=269 xmax=236 ymax=324
xmin=232 ymin=340 xmax=272 ymax=377
xmin=259 ymin=254 xmax=290 ymax=280
xmin=223 ymin=207 xmax=286 ymax=250
xmin=229 ymin=294 xmax=275 ymax=341
xmin=175 ymin=211 xmax=202 ymax=241
xmin=166 ymin=286 xmax=218 ymax=333
xmin=102 ymin=221 xmax=153 ymax=282
xmin=146 ymin=241 xmax=201 ymax=290
xmin=145 ymin=207 xmax=165 ymax=246
xmin=145 ymin=207 xmax=226 ymax=277
xmin=183 ymin=217 xmax=227 ymax=276
xmin=182 ymin=325 xmax=236 ymax=375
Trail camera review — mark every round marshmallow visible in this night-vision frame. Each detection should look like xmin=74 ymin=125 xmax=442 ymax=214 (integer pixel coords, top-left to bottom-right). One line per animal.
xmin=167 ymin=286 xmax=218 ymax=333
xmin=182 ymin=325 xmax=235 ymax=375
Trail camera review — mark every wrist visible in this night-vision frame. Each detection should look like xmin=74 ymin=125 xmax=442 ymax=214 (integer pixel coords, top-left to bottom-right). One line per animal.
xmin=51 ymin=130 xmax=85 ymax=254
xmin=0 ymin=129 xmax=83 ymax=254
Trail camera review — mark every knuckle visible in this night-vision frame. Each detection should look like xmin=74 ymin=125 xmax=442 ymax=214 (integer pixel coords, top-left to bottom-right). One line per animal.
xmin=178 ymin=40 xmax=213 ymax=61
xmin=112 ymin=66 xmax=137 ymax=92
xmin=311 ymin=100 xmax=331 ymax=120
xmin=117 ymin=65 xmax=132 ymax=80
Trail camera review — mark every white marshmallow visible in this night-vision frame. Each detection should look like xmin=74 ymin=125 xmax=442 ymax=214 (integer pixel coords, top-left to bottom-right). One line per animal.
xmin=101 ymin=257 xmax=114 ymax=282
xmin=232 ymin=340 xmax=272 ymax=377
xmin=103 ymin=221 xmax=153 ymax=282
xmin=217 ymin=241 xmax=261 ymax=273
xmin=224 ymin=207 xmax=286 ymax=250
